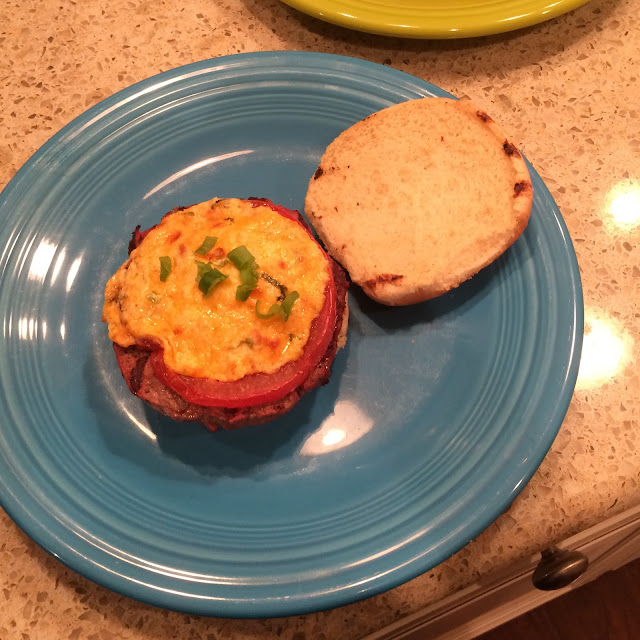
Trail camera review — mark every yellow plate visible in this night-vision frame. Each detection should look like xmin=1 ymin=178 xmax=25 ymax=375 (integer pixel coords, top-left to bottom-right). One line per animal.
xmin=280 ymin=0 xmax=591 ymax=38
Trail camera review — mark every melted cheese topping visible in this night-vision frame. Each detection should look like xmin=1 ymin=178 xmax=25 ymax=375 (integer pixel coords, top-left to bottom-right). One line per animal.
xmin=102 ymin=198 xmax=331 ymax=382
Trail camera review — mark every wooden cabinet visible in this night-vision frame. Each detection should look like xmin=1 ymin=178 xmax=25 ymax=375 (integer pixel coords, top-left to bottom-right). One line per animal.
xmin=363 ymin=505 xmax=640 ymax=640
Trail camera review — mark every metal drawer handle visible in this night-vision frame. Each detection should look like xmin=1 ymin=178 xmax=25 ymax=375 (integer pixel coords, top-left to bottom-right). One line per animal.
xmin=532 ymin=546 xmax=589 ymax=591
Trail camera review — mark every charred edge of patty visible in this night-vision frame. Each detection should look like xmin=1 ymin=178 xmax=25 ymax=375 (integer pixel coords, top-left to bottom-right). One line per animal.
xmin=127 ymin=206 xmax=190 ymax=254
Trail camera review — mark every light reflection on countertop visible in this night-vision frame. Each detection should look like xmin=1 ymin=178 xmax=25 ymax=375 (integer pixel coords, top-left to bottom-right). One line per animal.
xmin=576 ymin=308 xmax=633 ymax=390
xmin=605 ymin=180 xmax=640 ymax=231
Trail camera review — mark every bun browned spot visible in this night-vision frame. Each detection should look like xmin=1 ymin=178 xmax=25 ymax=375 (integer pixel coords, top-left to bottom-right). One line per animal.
xmin=305 ymin=98 xmax=533 ymax=306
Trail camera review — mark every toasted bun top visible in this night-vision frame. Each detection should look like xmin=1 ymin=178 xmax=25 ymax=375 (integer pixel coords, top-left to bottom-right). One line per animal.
xmin=304 ymin=98 xmax=533 ymax=306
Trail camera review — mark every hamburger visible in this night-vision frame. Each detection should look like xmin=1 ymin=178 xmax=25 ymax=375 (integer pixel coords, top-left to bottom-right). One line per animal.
xmin=104 ymin=99 xmax=531 ymax=432
xmin=102 ymin=197 xmax=349 ymax=431
xmin=305 ymin=97 xmax=533 ymax=306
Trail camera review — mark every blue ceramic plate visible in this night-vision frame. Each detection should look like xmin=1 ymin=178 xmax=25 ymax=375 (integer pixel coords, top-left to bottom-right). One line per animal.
xmin=0 ymin=52 xmax=582 ymax=618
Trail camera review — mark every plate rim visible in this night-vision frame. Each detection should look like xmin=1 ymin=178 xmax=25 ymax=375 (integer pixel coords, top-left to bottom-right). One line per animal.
xmin=0 ymin=51 xmax=584 ymax=618
xmin=279 ymin=0 xmax=591 ymax=38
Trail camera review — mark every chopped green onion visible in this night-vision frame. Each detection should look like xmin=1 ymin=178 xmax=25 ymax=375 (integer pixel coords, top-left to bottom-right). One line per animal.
xmin=227 ymin=245 xmax=255 ymax=270
xmin=281 ymin=292 xmax=299 ymax=319
xmin=195 ymin=260 xmax=228 ymax=296
xmin=228 ymin=245 xmax=259 ymax=301
xmin=199 ymin=268 xmax=227 ymax=296
xmin=236 ymin=280 xmax=258 ymax=302
xmin=195 ymin=260 xmax=212 ymax=282
xmin=159 ymin=256 xmax=172 ymax=281
xmin=255 ymin=291 xmax=299 ymax=322
xmin=194 ymin=235 xmax=217 ymax=255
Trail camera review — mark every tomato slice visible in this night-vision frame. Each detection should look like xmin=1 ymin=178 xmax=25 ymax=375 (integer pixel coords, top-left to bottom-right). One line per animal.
xmin=150 ymin=278 xmax=336 ymax=408
xmin=149 ymin=198 xmax=338 ymax=409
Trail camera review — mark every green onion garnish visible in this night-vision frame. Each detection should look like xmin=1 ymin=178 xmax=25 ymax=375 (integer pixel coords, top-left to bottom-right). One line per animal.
xmin=194 ymin=260 xmax=227 ymax=296
xmin=195 ymin=260 xmax=228 ymax=295
xmin=227 ymin=245 xmax=255 ymax=269
xmin=195 ymin=260 xmax=212 ymax=282
xmin=236 ymin=280 xmax=258 ymax=302
xmin=194 ymin=235 xmax=217 ymax=255
xmin=255 ymin=291 xmax=299 ymax=322
xmin=199 ymin=268 xmax=227 ymax=296
xmin=228 ymin=245 xmax=259 ymax=301
xmin=159 ymin=256 xmax=172 ymax=281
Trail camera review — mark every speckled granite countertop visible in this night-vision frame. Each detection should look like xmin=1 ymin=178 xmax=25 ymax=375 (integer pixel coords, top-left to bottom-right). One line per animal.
xmin=1 ymin=0 xmax=639 ymax=638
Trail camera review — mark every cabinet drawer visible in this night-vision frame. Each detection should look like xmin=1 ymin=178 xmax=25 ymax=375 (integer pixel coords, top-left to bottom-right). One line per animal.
xmin=362 ymin=504 xmax=640 ymax=640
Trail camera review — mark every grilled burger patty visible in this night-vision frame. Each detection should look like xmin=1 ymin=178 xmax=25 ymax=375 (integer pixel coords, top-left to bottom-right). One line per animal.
xmin=104 ymin=198 xmax=349 ymax=431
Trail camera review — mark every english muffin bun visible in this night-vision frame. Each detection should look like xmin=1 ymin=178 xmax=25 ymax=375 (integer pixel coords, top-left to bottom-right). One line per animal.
xmin=305 ymin=98 xmax=532 ymax=306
